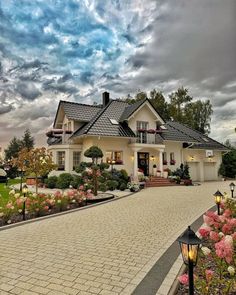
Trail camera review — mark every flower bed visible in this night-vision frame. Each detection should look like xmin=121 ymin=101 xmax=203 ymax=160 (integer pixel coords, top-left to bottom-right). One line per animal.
xmin=0 ymin=188 xmax=96 ymax=226
xmin=177 ymin=198 xmax=236 ymax=294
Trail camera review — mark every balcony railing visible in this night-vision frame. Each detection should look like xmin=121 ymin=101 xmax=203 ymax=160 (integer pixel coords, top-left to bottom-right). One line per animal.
xmin=130 ymin=131 xmax=164 ymax=145
xmin=46 ymin=129 xmax=73 ymax=145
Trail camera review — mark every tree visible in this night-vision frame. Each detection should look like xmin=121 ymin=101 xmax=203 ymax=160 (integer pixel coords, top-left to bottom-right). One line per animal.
xmin=84 ymin=146 xmax=103 ymax=196
xmin=12 ymin=147 xmax=57 ymax=193
xmin=4 ymin=137 xmax=22 ymax=161
xmin=149 ymin=89 xmax=170 ymax=121
xmin=21 ymin=129 xmax=34 ymax=150
xmin=218 ymin=141 xmax=236 ymax=179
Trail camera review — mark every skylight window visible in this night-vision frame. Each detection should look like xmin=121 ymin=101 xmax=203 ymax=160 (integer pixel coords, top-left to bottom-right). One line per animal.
xmin=109 ymin=118 xmax=119 ymax=125
xmin=202 ymin=137 xmax=209 ymax=142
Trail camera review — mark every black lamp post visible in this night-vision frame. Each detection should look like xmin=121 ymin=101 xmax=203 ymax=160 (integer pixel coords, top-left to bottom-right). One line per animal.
xmin=229 ymin=182 xmax=235 ymax=198
xmin=177 ymin=226 xmax=201 ymax=295
xmin=22 ymin=184 xmax=28 ymax=221
xmin=214 ymin=190 xmax=223 ymax=215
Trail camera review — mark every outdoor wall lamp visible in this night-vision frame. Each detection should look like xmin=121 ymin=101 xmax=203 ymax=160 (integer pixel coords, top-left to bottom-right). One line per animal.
xmin=178 ymin=226 xmax=201 ymax=295
xmin=22 ymin=184 xmax=28 ymax=221
xmin=229 ymin=182 xmax=235 ymax=198
xmin=150 ymin=155 xmax=154 ymax=161
xmin=190 ymin=155 xmax=194 ymax=161
xmin=214 ymin=190 xmax=223 ymax=215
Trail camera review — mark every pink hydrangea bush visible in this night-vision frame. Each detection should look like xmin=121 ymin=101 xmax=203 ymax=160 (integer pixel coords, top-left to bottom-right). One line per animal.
xmin=179 ymin=198 xmax=236 ymax=294
xmin=0 ymin=188 xmax=93 ymax=225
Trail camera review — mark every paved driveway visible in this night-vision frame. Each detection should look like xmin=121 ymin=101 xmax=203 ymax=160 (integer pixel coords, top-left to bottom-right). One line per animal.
xmin=0 ymin=181 xmax=231 ymax=295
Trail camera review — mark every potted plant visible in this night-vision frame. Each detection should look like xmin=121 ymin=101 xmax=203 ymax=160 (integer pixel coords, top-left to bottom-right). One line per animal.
xmin=170 ymin=159 xmax=176 ymax=165
xmin=156 ymin=169 xmax=161 ymax=177
xmin=147 ymin=129 xmax=155 ymax=134
xmin=153 ymin=164 xmax=157 ymax=176
xmin=163 ymin=160 xmax=168 ymax=165
xmin=127 ymin=182 xmax=140 ymax=192
xmin=163 ymin=168 xmax=169 ymax=178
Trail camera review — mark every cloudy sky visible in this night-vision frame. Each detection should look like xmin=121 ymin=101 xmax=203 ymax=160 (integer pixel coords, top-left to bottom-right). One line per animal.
xmin=0 ymin=0 xmax=235 ymax=150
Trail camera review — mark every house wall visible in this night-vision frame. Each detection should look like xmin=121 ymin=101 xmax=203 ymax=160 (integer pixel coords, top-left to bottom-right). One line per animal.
xmin=183 ymin=149 xmax=222 ymax=181
xmin=163 ymin=141 xmax=183 ymax=172
xmin=128 ymin=104 xmax=158 ymax=131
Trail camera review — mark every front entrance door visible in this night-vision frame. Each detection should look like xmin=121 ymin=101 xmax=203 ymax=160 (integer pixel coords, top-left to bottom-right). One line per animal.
xmin=138 ymin=152 xmax=149 ymax=176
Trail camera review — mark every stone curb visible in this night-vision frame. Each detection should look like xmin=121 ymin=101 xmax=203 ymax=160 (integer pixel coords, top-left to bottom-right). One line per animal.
xmin=0 ymin=190 xmax=137 ymax=232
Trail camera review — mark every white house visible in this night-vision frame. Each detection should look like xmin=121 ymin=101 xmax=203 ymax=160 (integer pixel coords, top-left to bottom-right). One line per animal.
xmin=47 ymin=92 xmax=228 ymax=181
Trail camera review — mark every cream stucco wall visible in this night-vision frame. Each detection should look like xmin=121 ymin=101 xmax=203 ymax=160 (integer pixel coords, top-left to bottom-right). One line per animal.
xmin=163 ymin=141 xmax=183 ymax=172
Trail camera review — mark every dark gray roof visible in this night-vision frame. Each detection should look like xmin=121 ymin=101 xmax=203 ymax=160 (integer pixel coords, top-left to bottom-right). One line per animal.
xmin=119 ymin=99 xmax=145 ymax=121
xmin=162 ymin=122 xmax=198 ymax=142
xmin=72 ymin=100 xmax=136 ymax=138
xmin=165 ymin=121 xmax=228 ymax=150
xmin=60 ymin=101 xmax=101 ymax=122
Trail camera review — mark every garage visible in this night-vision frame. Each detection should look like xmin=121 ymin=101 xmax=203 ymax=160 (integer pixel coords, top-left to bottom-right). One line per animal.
xmin=204 ymin=162 xmax=217 ymax=181
xmin=188 ymin=162 xmax=200 ymax=181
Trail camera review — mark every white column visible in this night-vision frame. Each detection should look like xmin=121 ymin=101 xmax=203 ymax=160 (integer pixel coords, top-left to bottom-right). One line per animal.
xmin=133 ymin=150 xmax=138 ymax=179
xmin=159 ymin=150 xmax=163 ymax=175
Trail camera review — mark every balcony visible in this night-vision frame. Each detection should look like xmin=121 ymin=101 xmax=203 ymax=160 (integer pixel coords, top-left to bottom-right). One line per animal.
xmin=129 ymin=131 xmax=164 ymax=145
xmin=46 ymin=129 xmax=73 ymax=145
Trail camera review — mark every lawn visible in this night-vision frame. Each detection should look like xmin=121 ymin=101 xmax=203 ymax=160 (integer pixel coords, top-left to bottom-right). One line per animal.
xmin=0 ymin=179 xmax=23 ymax=205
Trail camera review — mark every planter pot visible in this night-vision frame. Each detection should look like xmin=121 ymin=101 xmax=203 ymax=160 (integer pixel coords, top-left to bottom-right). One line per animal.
xmin=153 ymin=167 xmax=157 ymax=176
xmin=156 ymin=172 xmax=161 ymax=177
xmin=163 ymin=171 xmax=168 ymax=178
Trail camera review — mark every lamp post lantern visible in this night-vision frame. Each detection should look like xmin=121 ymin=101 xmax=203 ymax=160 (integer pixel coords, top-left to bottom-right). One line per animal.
xmin=22 ymin=184 xmax=28 ymax=221
xmin=177 ymin=226 xmax=201 ymax=295
xmin=229 ymin=182 xmax=235 ymax=198
xmin=214 ymin=190 xmax=223 ymax=215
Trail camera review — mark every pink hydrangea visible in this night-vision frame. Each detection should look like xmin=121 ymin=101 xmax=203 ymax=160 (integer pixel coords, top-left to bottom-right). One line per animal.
xmin=199 ymin=225 xmax=212 ymax=238
xmin=222 ymin=223 xmax=233 ymax=235
xmin=223 ymin=209 xmax=232 ymax=218
xmin=178 ymin=274 xmax=189 ymax=285
xmin=232 ymin=232 xmax=236 ymax=241
xmin=209 ymin=231 xmax=220 ymax=242
xmin=215 ymin=235 xmax=233 ymax=263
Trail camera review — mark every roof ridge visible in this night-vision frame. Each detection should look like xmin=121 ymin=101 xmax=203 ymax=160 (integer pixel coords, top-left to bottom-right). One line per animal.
xmin=60 ymin=100 xmax=102 ymax=108
xmin=82 ymin=100 xmax=114 ymax=135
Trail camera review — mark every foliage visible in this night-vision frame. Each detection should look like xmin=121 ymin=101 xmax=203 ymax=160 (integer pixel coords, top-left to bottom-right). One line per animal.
xmin=179 ymin=204 xmax=236 ymax=294
xmin=172 ymin=163 xmax=191 ymax=180
xmin=44 ymin=176 xmax=58 ymax=189
xmin=123 ymin=87 xmax=213 ymax=135
xmin=106 ymin=180 xmax=119 ymax=191
xmin=11 ymin=147 xmax=57 ymax=193
xmin=21 ymin=129 xmax=34 ymax=151
xmin=218 ymin=143 xmax=236 ymax=178
xmin=98 ymin=183 xmax=107 ymax=192
xmin=56 ymin=173 xmax=74 ymax=189
xmin=127 ymin=182 xmax=140 ymax=192
xmin=84 ymin=146 xmax=103 ymax=164
xmin=119 ymin=182 xmax=127 ymax=191
xmin=0 ymin=188 xmax=91 ymax=225
xmin=4 ymin=137 xmax=22 ymax=161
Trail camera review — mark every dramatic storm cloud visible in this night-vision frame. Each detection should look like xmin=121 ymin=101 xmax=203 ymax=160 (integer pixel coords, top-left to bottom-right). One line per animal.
xmin=0 ymin=0 xmax=235 ymax=149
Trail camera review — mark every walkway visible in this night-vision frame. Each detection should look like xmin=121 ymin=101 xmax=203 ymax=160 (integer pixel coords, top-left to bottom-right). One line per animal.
xmin=0 ymin=181 xmax=231 ymax=295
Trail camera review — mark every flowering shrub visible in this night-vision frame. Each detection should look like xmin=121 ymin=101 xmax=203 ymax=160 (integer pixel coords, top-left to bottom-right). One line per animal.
xmin=179 ymin=200 xmax=236 ymax=294
xmin=127 ymin=182 xmax=140 ymax=192
xmin=0 ymin=188 xmax=93 ymax=225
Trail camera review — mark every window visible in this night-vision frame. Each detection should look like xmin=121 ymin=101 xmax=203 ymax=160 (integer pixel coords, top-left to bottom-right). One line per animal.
xmin=137 ymin=121 xmax=148 ymax=143
xmin=163 ymin=152 xmax=167 ymax=165
xmin=73 ymin=152 xmax=81 ymax=170
xmin=109 ymin=118 xmax=119 ymax=125
xmin=106 ymin=151 xmax=123 ymax=164
xmin=170 ymin=152 xmax=176 ymax=165
xmin=57 ymin=151 xmax=65 ymax=170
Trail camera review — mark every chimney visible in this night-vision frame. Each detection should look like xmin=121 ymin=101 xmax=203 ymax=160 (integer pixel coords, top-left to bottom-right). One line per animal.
xmin=102 ymin=91 xmax=110 ymax=107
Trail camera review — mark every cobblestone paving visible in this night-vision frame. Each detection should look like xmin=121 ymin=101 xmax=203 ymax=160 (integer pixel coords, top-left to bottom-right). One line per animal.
xmin=0 ymin=181 xmax=231 ymax=295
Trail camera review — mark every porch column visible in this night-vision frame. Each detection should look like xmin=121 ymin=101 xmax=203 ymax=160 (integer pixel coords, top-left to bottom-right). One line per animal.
xmin=159 ymin=149 xmax=163 ymax=174
xmin=133 ymin=150 xmax=138 ymax=179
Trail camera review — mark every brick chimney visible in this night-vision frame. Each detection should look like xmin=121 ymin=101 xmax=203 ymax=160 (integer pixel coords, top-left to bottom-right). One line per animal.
xmin=102 ymin=92 xmax=110 ymax=107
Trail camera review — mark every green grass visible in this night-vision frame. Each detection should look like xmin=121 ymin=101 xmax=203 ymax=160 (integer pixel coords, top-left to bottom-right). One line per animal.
xmin=0 ymin=179 xmax=23 ymax=206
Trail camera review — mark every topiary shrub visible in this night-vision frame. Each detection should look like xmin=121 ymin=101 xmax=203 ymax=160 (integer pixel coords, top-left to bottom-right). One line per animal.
xmin=56 ymin=173 xmax=74 ymax=189
xmin=75 ymin=162 xmax=88 ymax=173
xmin=70 ymin=175 xmax=83 ymax=189
xmin=45 ymin=176 xmax=58 ymax=188
xmin=106 ymin=180 xmax=119 ymax=191
xmin=98 ymin=183 xmax=107 ymax=192
xmin=99 ymin=162 xmax=110 ymax=171
xmin=119 ymin=182 xmax=127 ymax=191
xmin=120 ymin=169 xmax=129 ymax=181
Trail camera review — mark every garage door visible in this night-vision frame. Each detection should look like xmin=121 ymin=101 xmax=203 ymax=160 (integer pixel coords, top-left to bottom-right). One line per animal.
xmin=204 ymin=162 xmax=217 ymax=181
xmin=188 ymin=162 xmax=199 ymax=181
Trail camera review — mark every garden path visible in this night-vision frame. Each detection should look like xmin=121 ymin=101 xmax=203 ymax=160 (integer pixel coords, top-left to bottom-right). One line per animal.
xmin=0 ymin=181 xmax=232 ymax=295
